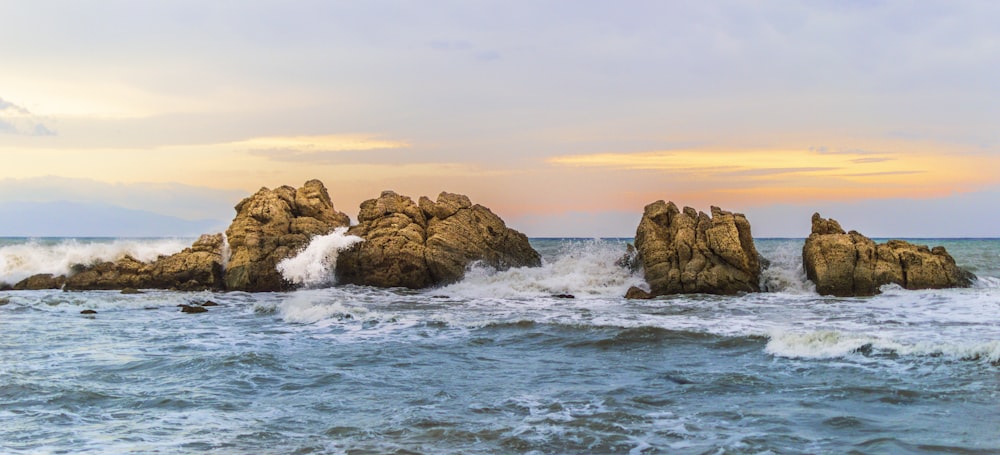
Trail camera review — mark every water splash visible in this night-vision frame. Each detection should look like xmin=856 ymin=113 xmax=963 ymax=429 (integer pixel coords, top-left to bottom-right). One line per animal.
xmin=276 ymin=227 xmax=364 ymax=287
xmin=439 ymin=239 xmax=645 ymax=299
xmin=0 ymin=238 xmax=190 ymax=284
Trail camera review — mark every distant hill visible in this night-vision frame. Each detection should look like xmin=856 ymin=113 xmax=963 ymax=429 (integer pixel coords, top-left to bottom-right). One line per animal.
xmin=0 ymin=201 xmax=228 ymax=237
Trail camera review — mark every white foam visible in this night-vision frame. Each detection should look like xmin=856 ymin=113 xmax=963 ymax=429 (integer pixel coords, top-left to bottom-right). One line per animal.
xmin=765 ymin=330 xmax=876 ymax=359
xmin=220 ymin=233 xmax=232 ymax=270
xmin=438 ymin=239 xmax=645 ymax=299
xmin=276 ymin=228 xmax=363 ymax=287
xmin=974 ymin=275 xmax=1000 ymax=289
xmin=275 ymin=291 xmax=369 ymax=324
xmin=756 ymin=239 xmax=814 ymax=294
xmin=766 ymin=329 xmax=1000 ymax=363
xmin=0 ymin=238 xmax=190 ymax=285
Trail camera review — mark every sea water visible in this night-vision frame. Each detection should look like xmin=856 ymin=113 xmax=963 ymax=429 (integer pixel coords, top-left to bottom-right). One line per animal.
xmin=1 ymin=237 xmax=999 ymax=454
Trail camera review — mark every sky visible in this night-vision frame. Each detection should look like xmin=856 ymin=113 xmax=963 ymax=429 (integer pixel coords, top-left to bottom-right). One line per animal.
xmin=1 ymin=1 xmax=999 ymax=237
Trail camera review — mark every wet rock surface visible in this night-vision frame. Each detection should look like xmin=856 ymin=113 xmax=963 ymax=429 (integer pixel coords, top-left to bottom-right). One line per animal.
xmin=336 ymin=191 xmax=540 ymax=288
xmin=803 ymin=213 xmax=975 ymax=296
xmin=223 ymin=180 xmax=351 ymax=292
xmin=633 ymin=201 xmax=761 ymax=296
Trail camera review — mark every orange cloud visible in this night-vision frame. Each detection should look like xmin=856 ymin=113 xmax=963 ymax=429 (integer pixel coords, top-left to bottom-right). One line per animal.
xmin=546 ymin=146 xmax=1000 ymax=205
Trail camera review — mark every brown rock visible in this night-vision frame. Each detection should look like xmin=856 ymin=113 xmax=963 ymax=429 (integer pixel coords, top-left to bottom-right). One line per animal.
xmin=180 ymin=304 xmax=208 ymax=314
xmin=63 ymin=233 xmax=226 ymax=291
xmin=224 ymin=180 xmax=351 ymax=291
xmin=337 ymin=191 xmax=541 ymax=288
xmin=145 ymin=233 xmax=226 ymax=291
xmin=803 ymin=213 xmax=975 ymax=296
xmin=633 ymin=201 xmax=761 ymax=295
xmin=624 ymin=286 xmax=654 ymax=299
xmin=13 ymin=273 xmax=66 ymax=290
xmin=80 ymin=309 xmax=97 ymax=315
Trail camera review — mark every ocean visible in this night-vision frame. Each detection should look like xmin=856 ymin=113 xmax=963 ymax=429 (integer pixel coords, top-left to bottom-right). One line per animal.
xmin=1 ymin=237 xmax=999 ymax=454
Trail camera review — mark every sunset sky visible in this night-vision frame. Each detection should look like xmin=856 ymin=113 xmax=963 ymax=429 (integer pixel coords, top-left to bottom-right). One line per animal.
xmin=2 ymin=1 xmax=999 ymax=237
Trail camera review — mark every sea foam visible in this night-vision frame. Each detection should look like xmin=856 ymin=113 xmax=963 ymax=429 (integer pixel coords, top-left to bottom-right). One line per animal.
xmin=0 ymin=238 xmax=190 ymax=285
xmin=439 ymin=239 xmax=646 ymax=299
xmin=276 ymin=227 xmax=364 ymax=287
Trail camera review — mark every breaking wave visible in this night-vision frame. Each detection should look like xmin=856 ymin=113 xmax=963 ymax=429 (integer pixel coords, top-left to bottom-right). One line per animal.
xmin=438 ymin=239 xmax=646 ymax=299
xmin=0 ymin=238 xmax=191 ymax=285
xmin=766 ymin=329 xmax=1000 ymax=364
xmin=276 ymin=227 xmax=364 ymax=287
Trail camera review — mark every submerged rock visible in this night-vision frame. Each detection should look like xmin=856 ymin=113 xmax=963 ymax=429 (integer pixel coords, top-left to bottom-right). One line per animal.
xmin=802 ymin=213 xmax=975 ymax=296
xmin=179 ymin=304 xmax=208 ymax=314
xmin=224 ymin=180 xmax=351 ymax=292
xmin=633 ymin=201 xmax=761 ymax=296
xmin=80 ymin=309 xmax=97 ymax=315
xmin=336 ymin=191 xmax=541 ymax=288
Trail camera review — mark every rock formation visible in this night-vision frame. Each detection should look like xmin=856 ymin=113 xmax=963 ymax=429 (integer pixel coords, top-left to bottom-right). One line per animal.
xmin=336 ymin=191 xmax=540 ymax=288
xmin=803 ymin=213 xmax=975 ymax=296
xmin=13 ymin=273 xmax=66 ymax=290
xmin=223 ymin=180 xmax=351 ymax=292
xmin=63 ymin=234 xmax=227 ymax=291
xmin=633 ymin=201 xmax=761 ymax=295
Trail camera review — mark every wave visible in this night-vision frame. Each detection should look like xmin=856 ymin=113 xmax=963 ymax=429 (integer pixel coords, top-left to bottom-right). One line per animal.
xmin=0 ymin=238 xmax=191 ymax=285
xmin=766 ymin=329 xmax=1000 ymax=364
xmin=756 ymin=239 xmax=814 ymax=293
xmin=276 ymin=228 xmax=364 ymax=287
xmin=438 ymin=239 xmax=646 ymax=299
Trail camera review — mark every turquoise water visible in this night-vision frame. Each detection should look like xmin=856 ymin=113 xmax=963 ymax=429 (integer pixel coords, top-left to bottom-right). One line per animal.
xmin=1 ymin=238 xmax=999 ymax=453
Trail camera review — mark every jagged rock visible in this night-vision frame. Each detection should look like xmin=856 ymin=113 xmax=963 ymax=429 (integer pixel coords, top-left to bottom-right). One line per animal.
xmin=13 ymin=273 xmax=66 ymax=290
xmin=224 ymin=180 xmax=351 ymax=292
xmin=145 ymin=234 xmax=226 ymax=291
xmin=624 ymin=286 xmax=654 ymax=300
xmin=633 ymin=201 xmax=761 ymax=295
xmin=337 ymin=191 xmax=541 ymax=288
xmin=63 ymin=233 xmax=226 ymax=291
xmin=803 ymin=213 xmax=975 ymax=296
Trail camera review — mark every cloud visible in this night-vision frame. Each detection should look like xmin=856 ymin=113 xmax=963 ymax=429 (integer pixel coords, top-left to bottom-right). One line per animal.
xmin=0 ymin=176 xmax=245 ymax=222
xmin=428 ymin=39 xmax=501 ymax=61
xmin=247 ymin=147 xmax=412 ymax=165
xmin=429 ymin=40 xmax=473 ymax=51
xmin=851 ymin=157 xmax=894 ymax=164
xmin=240 ymin=134 xmax=410 ymax=164
xmin=0 ymin=97 xmax=57 ymax=136
xmin=838 ymin=170 xmax=925 ymax=177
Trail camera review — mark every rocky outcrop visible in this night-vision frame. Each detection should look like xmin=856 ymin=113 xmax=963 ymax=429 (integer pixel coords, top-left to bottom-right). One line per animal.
xmin=223 ymin=180 xmax=351 ymax=292
xmin=13 ymin=273 xmax=66 ymax=290
xmin=624 ymin=286 xmax=654 ymax=300
xmin=336 ymin=191 xmax=540 ymax=288
xmin=803 ymin=213 xmax=975 ymax=296
xmin=63 ymin=234 xmax=227 ymax=291
xmin=633 ymin=201 xmax=761 ymax=295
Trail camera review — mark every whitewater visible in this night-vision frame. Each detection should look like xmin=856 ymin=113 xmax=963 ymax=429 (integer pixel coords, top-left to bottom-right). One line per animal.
xmin=2 ymin=236 xmax=999 ymax=453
